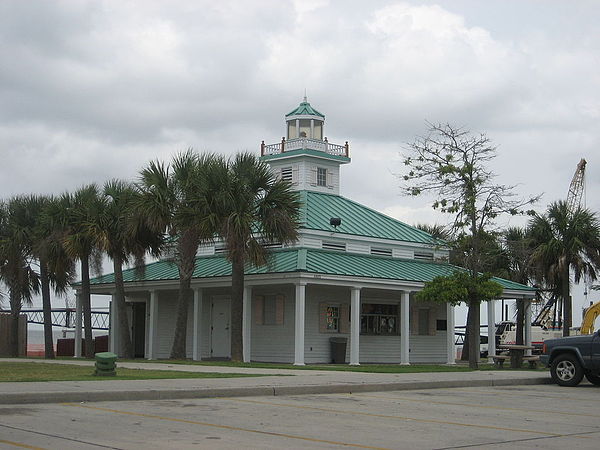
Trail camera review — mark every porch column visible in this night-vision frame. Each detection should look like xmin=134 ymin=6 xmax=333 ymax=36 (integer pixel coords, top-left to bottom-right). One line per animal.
xmin=191 ymin=288 xmax=202 ymax=361
xmin=524 ymin=298 xmax=533 ymax=356
xmin=294 ymin=282 xmax=306 ymax=365
xmin=446 ymin=302 xmax=456 ymax=365
xmin=147 ymin=290 xmax=159 ymax=359
xmin=350 ymin=287 xmax=361 ymax=365
xmin=400 ymin=291 xmax=410 ymax=365
xmin=242 ymin=286 xmax=252 ymax=363
xmin=109 ymin=295 xmax=118 ymax=353
xmin=74 ymin=293 xmax=83 ymax=358
xmin=487 ymin=299 xmax=496 ymax=363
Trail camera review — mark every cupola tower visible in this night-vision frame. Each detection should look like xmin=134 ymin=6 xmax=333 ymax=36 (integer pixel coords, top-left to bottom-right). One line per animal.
xmin=260 ymin=98 xmax=350 ymax=195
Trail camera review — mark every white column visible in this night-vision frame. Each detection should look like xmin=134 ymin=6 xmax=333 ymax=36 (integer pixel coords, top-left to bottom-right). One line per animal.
xmin=147 ymin=290 xmax=159 ymax=360
xmin=242 ymin=286 xmax=251 ymax=363
xmin=446 ymin=302 xmax=456 ymax=365
xmin=108 ymin=296 xmax=117 ymax=353
xmin=74 ymin=293 xmax=82 ymax=358
xmin=350 ymin=287 xmax=361 ymax=365
xmin=191 ymin=288 xmax=202 ymax=361
xmin=524 ymin=298 xmax=533 ymax=356
xmin=294 ymin=283 xmax=306 ymax=365
xmin=487 ymin=299 xmax=496 ymax=363
xmin=401 ymin=291 xmax=410 ymax=365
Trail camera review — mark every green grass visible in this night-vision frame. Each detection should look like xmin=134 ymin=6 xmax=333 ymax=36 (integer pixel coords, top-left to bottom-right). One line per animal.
xmin=117 ymin=359 xmax=474 ymax=373
xmin=0 ymin=362 xmax=270 ymax=382
xmin=116 ymin=359 xmax=546 ymax=372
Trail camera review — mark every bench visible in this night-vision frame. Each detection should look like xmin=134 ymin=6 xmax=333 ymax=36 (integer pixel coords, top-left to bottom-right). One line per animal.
xmin=491 ymin=355 xmax=510 ymax=367
xmin=492 ymin=354 xmax=539 ymax=368
xmin=522 ymin=355 xmax=540 ymax=369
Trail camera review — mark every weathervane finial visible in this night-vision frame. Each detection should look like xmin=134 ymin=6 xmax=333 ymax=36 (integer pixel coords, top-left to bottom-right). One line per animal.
xmin=303 ymin=88 xmax=307 ymax=102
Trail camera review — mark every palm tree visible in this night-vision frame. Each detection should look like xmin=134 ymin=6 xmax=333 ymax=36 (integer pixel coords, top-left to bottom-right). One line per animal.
xmin=137 ymin=151 xmax=225 ymax=359
xmin=90 ymin=179 xmax=163 ymax=358
xmin=502 ymin=226 xmax=536 ymax=344
xmin=218 ymin=152 xmax=301 ymax=361
xmin=529 ymin=201 xmax=600 ymax=336
xmin=0 ymin=197 xmax=40 ymax=357
xmin=61 ymin=185 xmax=104 ymax=358
xmin=30 ymin=195 xmax=76 ymax=359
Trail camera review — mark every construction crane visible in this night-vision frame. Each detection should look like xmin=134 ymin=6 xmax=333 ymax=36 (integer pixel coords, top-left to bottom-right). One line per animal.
xmin=532 ymin=158 xmax=588 ymax=326
xmin=566 ymin=158 xmax=587 ymax=213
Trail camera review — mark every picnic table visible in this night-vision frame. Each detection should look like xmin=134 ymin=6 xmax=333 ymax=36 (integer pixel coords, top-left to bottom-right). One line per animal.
xmin=493 ymin=345 xmax=538 ymax=368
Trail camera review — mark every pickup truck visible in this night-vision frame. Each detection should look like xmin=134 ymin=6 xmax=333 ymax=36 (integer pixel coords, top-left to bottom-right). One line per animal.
xmin=541 ymin=331 xmax=600 ymax=386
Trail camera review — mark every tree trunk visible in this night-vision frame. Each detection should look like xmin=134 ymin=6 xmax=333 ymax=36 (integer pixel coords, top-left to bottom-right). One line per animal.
xmin=562 ymin=264 xmax=571 ymax=337
xmin=170 ymin=233 xmax=198 ymax=359
xmin=515 ymin=299 xmax=524 ymax=345
xmin=9 ymin=291 xmax=21 ymax=357
xmin=80 ymin=256 xmax=94 ymax=358
xmin=461 ymin=307 xmax=473 ymax=361
xmin=113 ymin=255 xmax=134 ymax=358
xmin=230 ymin=257 xmax=244 ymax=362
xmin=467 ymin=300 xmax=480 ymax=369
xmin=40 ymin=261 xmax=55 ymax=359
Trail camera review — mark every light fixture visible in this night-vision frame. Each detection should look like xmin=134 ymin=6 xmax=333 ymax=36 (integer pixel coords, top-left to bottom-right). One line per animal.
xmin=330 ymin=217 xmax=341 ymax=229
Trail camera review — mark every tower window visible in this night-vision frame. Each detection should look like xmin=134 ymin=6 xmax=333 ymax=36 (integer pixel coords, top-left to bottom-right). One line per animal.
xmin=317 ymin=167 xmax=327 ymax=186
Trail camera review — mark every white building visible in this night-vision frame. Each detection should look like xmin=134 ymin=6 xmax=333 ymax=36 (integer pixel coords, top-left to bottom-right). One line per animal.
xmin=81 ymin=99 xmax=535 ymax=364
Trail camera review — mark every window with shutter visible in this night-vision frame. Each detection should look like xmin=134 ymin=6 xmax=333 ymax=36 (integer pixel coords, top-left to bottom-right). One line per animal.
xmin=256 ymin=294 xmax=284 ymax=326
xmin=317 ymin=167 xmax=327 ymax=187
xmin=326 ymin=169 xmax=334 ymax=188
xmin=319 ymin=303 xmax=346 ymax=333
xmin=310 ymin=166 xmax=318 ymax=186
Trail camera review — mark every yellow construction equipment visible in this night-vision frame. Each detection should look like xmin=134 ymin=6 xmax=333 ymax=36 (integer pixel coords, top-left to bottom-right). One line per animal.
xmin=580 ymin=301 xmax=600 ymax=334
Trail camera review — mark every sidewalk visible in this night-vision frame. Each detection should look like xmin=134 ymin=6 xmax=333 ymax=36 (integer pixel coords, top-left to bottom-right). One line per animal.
xmin=0 ymin=358 xmax=551 ymax=405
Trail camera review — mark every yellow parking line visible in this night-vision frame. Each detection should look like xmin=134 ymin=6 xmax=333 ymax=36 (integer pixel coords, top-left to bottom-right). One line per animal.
xmin=354 ymin=393 xmax=600 ymax=419
xmin=224 ymin=397 xmax=562 ymax=437
xmin=0 ymin=440 xmax=46 ymax=450
xmin=62 ymin=403 xmax=391 ymax=450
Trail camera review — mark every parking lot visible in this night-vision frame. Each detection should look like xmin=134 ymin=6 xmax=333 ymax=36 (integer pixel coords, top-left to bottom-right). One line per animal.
xmin=1 ymin=383 xmax=599 ymax=449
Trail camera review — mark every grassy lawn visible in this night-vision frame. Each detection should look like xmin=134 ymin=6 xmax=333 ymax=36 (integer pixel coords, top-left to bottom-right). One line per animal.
xmin=0 ymin=362 xmax=269 ymax=382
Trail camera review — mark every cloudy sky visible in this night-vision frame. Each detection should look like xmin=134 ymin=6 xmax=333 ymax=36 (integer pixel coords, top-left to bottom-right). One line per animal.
xmin=2 ymin=1 xmax=599 ymax=319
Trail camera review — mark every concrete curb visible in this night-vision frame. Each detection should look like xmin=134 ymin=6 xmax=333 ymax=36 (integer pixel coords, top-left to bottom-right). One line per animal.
xmin=0 ymin=377 xmax=551 ymax=405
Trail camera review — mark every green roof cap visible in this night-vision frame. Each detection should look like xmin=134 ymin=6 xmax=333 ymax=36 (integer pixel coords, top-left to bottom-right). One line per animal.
xmin=300 ymin=191 xmax=439 ymax=245
xmin=260 ymin=148 xmax=350 ymax=163
xmin=87 ymin=248 xmax=534 ymax=292
xmin=286 ymin=100 xmax=325 ymax=118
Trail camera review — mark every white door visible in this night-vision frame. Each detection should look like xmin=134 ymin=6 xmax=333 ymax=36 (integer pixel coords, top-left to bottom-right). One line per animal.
xmin=211 ymin=298 xmax=231 ymax=358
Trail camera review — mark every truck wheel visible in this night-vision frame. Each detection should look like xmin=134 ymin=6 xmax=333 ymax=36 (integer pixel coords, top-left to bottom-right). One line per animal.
xmin=585 ymin=373 xmax=600 ymax=386
xmin=551 ymin=354 xmax=584 ymax=387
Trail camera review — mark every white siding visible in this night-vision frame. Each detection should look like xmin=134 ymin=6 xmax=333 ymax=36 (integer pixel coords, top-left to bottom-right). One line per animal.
xmin=304 ymin=287 xmax=350 ymax=363
xmin=347 ymin=242 xmax=369 ymax=254
xmin=156 ymin=291 xmax=177 ymax=359
xmin=392 ymin=248 xmax=413 ymax=259
xmin=250 ymin=286 xmax=295 ymax=362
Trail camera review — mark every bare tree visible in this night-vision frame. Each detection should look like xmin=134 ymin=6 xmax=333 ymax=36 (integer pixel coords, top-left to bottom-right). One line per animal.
xmin=401 ymin=123 xmax=539 ymax=368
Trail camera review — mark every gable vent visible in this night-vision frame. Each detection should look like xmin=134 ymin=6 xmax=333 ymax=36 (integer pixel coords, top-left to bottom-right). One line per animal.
xmin=281 ymin=167 xmax=293 ymax=182
xmin=371 ymin=247 xmax=392 ymax=257
xmin=414 ymin=250 xmax=434 ymax=261
xmin=322 ymin=241 xmax=346 ymax=252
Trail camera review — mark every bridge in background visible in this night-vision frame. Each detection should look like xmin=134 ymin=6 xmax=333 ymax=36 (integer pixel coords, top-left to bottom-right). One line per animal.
xmin=21 ymin=308 xmax=109 ymax=330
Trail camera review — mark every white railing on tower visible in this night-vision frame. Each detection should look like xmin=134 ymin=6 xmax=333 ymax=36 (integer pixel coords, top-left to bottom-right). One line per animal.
xmin=261 ymin=137 xmax=349 ymax=157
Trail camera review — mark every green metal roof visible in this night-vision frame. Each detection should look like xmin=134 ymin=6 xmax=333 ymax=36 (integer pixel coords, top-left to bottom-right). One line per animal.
xmin=260 ymin=148 xmax=350 ymax=163
xmin=300 ymin=191 xmax=440 ymax=245
xmin=88 ymin=248 xmax=534 ymax=292
xmin=286 ymin=100 xmax=325 ymax=118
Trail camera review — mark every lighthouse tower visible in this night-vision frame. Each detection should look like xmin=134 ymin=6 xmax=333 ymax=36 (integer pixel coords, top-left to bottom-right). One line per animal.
xmin=260 ymin=98 xmax=350 ymax=195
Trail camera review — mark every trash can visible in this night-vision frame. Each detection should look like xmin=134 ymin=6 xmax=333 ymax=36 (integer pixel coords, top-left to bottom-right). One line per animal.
xmin=329 ymin=337 xmax=347 ymax=364
xmin=94 ymin=351 xmax=117 ymax=376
